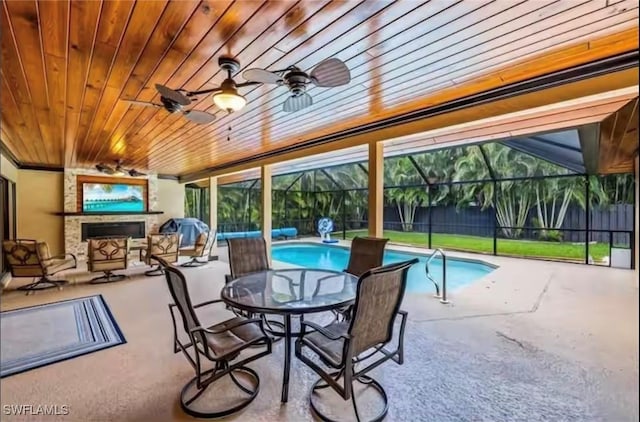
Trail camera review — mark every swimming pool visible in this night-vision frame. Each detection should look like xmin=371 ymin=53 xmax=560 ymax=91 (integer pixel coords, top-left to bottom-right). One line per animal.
xmin=272 ymin=243 xmax=496 ymax=293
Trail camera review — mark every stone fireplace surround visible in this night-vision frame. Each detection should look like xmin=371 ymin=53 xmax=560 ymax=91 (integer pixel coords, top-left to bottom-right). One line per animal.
xmin=64 ymin=168 xmax=160 ymax=257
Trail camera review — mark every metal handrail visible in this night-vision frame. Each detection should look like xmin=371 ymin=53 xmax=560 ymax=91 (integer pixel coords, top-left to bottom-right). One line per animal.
xmin=425 ymin=248 xmax=449 ymax=304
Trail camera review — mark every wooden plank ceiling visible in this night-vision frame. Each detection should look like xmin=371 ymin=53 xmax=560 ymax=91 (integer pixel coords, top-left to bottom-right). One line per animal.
xmin=216 ymin=87 xmax=640 ymax=184
xmin=598 ymin=97 xmax=639 ymax=173
xmin=1 ymin=0 xmax=639 ymax=177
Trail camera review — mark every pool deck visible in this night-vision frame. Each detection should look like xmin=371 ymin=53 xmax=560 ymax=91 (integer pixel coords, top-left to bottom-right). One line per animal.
xmin=1 ymin=238 xmax=637 ymax=421
xmin=269 ymin=238 xmax=640 ymax=413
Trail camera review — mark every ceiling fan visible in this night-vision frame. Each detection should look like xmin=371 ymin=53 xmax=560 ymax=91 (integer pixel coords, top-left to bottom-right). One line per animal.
xmin=124 ymin=56 xmax=351 ymax=119
xmin=95 ymin=160 xmax=146 ymax=177
xmin=124 ymin=56 xmax=262 ymax=123
xmin=242 ymin=57 xmax=351 ymax=112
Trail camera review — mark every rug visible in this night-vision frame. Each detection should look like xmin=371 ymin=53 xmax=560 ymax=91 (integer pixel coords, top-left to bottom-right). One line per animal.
xmin=1 ymin=295 xmax=126 ymax=377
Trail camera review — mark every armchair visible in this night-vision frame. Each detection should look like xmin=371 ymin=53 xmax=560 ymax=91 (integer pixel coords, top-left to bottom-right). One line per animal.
xmin=180 ymin=229 xmax=216 ymax=267
xmin=155 ymin=256 xmax=272 ymax=418
xmin=87 ymin=237 xmax=129 ymax=283
xmin=2 ymin=239 xmax=76 ymax=294
xmin=141 ymin=233 xmax=180 ymax=276
xmin=295 ymin=258 xmax=417 ymax=422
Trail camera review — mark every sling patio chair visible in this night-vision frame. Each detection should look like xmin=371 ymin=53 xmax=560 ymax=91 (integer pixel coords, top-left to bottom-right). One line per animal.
xmin=155 ymin=256 xmax=272 ymax=418
xmin=295 ymin=258 xmax=417 ymax=422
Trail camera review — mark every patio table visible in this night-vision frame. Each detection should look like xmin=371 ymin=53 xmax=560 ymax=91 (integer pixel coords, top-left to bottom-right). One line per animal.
xmin=221 ymin=268 xmax=358 ymax=403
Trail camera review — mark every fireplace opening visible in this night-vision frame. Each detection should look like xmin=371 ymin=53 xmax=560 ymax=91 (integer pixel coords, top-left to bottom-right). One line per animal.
xmin=81 ymin=222 xmax=145 ymax=241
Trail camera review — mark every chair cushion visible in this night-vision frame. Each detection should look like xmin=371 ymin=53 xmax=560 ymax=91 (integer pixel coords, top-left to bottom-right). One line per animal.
xmin=45 ymin=258 xmax=76 ymax=275
xmin=204 ymin=317 xmax=264 ymax=357
xmin=302 ymin=322 xmax=349 ymax=367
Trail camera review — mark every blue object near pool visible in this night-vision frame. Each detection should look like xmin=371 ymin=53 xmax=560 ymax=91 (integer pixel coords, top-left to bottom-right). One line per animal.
xmin=271 ymin=243 xmax=496 ymax=293
xmin=217 ymin=227 xmax=298 ymax=241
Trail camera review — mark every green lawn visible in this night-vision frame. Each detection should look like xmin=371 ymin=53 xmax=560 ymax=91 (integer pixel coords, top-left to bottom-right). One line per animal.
xmin=339 ymin=230 xmax=610 ymax=262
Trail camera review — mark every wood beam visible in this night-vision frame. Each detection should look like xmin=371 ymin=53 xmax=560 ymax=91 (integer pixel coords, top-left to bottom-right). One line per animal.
xmin=261 ymin=165 xmax=272 ymax=264
xmin=209 ymin=176 xmax=217 ymax=252
xmin=368 ymin=142 xmax=383 ymax=238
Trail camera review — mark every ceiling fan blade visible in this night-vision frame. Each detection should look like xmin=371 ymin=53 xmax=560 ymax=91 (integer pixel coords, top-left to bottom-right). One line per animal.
xmin=242 ymin=68 xmax=282 ymax=84
xmin=128 ymin=169 xmax=146 ymax=177
xmin=183 ymin=110 xmax=216 ymax=124
xmin=283 ymin=93 xmax=313 ymax=113
xmin=155 ymin=84 xmax=191 ymax=106
xmin=310 ymin=58 xmax=351 ymax=87
xmin=125 ymin=100 xmax=162 ymax=108
xmin=96 ymin=163 xmax=115 ymax=174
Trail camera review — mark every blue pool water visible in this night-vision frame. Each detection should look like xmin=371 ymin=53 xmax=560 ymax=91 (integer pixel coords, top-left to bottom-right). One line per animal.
xmin=272 ymin=243 xmax=496 ymax=293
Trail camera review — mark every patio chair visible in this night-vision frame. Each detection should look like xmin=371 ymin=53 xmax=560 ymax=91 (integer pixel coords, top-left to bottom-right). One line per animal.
xmin=180 ymin=229 xmax=216 ymax=267
xmin=141 ymin=233 xmax=180 ymax=276
xmin=225 ymin=237 xmax=288 ymax=335
xmin=155 ymin=256 xmax=272 ymax=418
xmin=345 ymin=236 xmax=389 ymax=277
xmin=87 ymin=237 xmax=129 ymax=283
xmin=2 ymin=239 xmax=76 ymax=294
xmin=225 ymin=237 xmax=270 ymax=284
xmin=295 ymin=258 xmax=417 ymax=422
xmin=334 ymin=236 xmax=389 ymax=320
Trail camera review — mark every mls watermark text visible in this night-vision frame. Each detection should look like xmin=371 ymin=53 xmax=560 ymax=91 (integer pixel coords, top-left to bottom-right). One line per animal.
xmin=3 ymin=404 xmax=70 ymax=416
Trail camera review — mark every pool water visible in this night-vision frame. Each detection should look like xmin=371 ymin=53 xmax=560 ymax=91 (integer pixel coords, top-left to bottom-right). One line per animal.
xmin=272 ymin=243 xmax=496 ymax=293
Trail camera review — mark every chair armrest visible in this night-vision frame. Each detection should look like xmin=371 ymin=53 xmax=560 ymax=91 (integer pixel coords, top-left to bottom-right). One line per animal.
xmin=192 ymin=299 xmax=226 ymax=309
xmin=300 ymin=320 xmax=350 ymax=341
xmin=191 ymin=317 xmax=263 ymax=335
xmin=50 ymin=253 xmax=77 ymax=264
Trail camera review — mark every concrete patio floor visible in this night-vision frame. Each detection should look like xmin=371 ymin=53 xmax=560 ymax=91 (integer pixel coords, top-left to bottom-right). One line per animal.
xmin=1 ymin=242 xmax=638 ymax=421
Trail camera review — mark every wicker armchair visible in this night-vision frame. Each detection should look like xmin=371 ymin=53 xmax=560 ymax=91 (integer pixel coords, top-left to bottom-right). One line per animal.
xmin=141 ymin=233 xmax=180 ymax=276
xmin=87 ymin=237 xmax=129 ymax=283
xmin=155 ymin=257 xmax=272 ymax=418
xmin=180 ymin=229 xmax=216 ymax=267
xmin=295 ymin=258 xmax=417 ymax=422
xmin=2 ymin=239 xmax=76 ymax=294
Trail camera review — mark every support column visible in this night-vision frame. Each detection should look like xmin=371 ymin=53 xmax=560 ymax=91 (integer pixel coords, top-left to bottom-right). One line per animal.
xmin=635 ymin=156 xmax=638 ymax=283
xmin=261 ymin=165 xmax=273 ymax=264
xmin=209 ymin=176 xmax=218 ymax=260
xmin=368 ymin=141 xmax=384 ymax=238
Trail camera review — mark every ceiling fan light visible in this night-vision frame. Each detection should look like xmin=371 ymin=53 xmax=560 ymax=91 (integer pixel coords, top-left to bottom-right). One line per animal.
xmin=213 ymin=90 xmax=246 ymax=113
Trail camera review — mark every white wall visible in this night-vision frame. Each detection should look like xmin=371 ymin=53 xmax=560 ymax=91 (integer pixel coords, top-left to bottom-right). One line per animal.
xmin=157 ymin=178 xmax=185 ymax=222
xmin=0 ymin=152 xmax=18 ymax=182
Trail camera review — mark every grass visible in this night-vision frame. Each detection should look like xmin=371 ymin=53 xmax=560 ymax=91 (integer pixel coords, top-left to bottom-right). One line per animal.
xmin=339 ymin=230 xmax=611 ymax=262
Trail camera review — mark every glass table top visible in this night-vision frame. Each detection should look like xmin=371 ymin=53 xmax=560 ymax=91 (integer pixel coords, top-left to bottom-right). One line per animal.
xmin=221 ymin=269 xmax=359 ymax=314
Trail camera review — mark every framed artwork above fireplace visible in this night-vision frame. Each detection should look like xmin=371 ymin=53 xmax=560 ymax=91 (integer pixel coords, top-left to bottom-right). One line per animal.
xmin=76 ymin=175 xmax=148 ymax=213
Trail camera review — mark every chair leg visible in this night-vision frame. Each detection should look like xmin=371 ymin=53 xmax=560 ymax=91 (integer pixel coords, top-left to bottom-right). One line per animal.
xmin=309 ymin=374 xmax=389 ymax=422
xmin=89 ymin=270 xmax=126 ymax=284
xmin=180 ymin=257 xmax=207 ymax=267
xmin=180 ymin=365 xmax=260 ymax=418
xmin=144 ymin=264 xmax=165 ymax=277
xmin=17 ymin=276 xmax=68 ymax=295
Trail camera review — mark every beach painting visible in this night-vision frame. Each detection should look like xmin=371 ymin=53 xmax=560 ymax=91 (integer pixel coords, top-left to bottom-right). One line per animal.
xmin=82 ymin=183 xmax=145 ymax=212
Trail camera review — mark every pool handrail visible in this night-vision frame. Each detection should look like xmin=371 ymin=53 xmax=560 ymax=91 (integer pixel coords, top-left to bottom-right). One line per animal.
xmin=425 ymin=248 xmax=449 ymax=304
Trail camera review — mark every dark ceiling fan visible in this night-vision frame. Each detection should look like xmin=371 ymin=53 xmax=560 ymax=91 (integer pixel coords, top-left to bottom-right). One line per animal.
xmin=95 ymin=160 xmax=146 ymax=177
xmin=123 ymin=56 xmax=351 ymax=119
xmin=242 ymin=57 xmax=351 ymax=112
xmin=124 ymin=56 xmax=262 ymax=122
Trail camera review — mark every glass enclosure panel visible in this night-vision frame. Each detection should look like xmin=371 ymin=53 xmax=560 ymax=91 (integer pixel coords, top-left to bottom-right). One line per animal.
xmin=429 ymin=183 xmax=494 ymax=254
xmin=412 ymin=145 xmax=488 ymax=184
xmin=324 ymin=162 xmax=368 ymax=189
